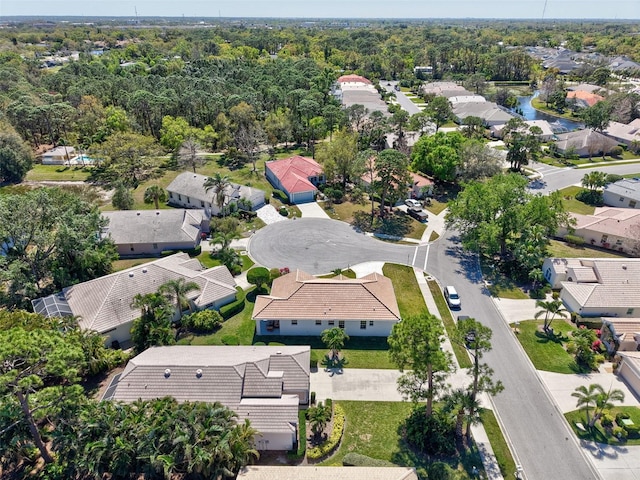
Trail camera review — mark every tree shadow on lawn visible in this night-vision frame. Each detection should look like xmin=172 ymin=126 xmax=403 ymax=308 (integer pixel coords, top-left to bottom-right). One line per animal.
xmin=391 ymin=437 xmax=483 ymax=478
xmin=534 ymin=329 xmax=568 ymax=345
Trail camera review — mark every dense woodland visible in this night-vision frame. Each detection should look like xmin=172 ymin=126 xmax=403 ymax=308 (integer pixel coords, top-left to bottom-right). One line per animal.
xmin=1 ymin=18 xmax=640 ymax=479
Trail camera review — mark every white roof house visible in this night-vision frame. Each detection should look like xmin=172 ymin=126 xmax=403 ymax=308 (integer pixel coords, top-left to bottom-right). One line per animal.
xmin=617 ymin=351 xmax=640 ymax=399
xmin=32 ymin=253 xmax=237 ymax=345
xmin=106 ymin=345 xmax=311 ymax=451
xmin=603 ymin=179 xmax=640 ymax=209
xmin=491 ymin=120 xmax=555 ymax=142
xmin=102 ymin=209 xmax=207 ymax=257
xmin=603 ymin=119 xmax=640 ymax=147
xmin=554 ymin=129 xmax=618 ymax=158
xmin=543 ymin=257 xmax=640 ymax=318
xmin=166 ymin=172 xmax=265 ymax=217
xmin=452 ymin=101 xmax=514 ymax=126
xmin=42 ymin=146 xmax=76 ymax=165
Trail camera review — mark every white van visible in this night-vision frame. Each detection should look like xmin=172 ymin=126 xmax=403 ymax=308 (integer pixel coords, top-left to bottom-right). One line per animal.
xmin=444 ymin=286 xmax=461 ymax=309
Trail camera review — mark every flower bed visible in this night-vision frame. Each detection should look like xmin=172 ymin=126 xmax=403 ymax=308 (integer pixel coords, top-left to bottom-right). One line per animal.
xmin=307 ymin=404 xmax=345 ymax=460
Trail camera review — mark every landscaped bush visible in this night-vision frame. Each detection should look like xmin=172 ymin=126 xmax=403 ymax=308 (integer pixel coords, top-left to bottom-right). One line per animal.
xmin=279 ymin=206 xmax=289 ymax=217
xmin=310 ymin=391 xmax=316 ymax=405
xmin=181 ymin=309 xmax=223 ymax=333
xmin=564 ymin=234 xmax=585 ymax=246
xmin=253 ymin=341 xmax=266 ymax=346
xmin=575 ymin=189 xmax=603 ymax=206
xmin=306 ymin=404 xmax=346 ymax=460
xmin=403 ymin=407 xmax=456 ymax=456
xmin=310 ymin=350 xmax=320 ymax=369
xmin=297 ymin=409 xmax=307 ymax=457
xmin=221 ymin=334 xmax=239 ymax=345
xmin=219 ymin=287 xmax=246 ymax=319
xmin=342 ymin=453 xmax=396 ymax=467
xmin=613 ymin=426 xmax=628 ymax=440
xmin=269 ymin=268 xmax=282 ymax=280
xmin=610 ymin=146 xmax=623 ymax=157
xmin=601 ymin=413 xmax=614 ymax=428
xmin=247 ymin=267 xmax=271 ymax=289
xmin=567 ymin=327 xmax=602 ymax=371
xmin=273 ymin=189 xmax=288 ymax=203
xmin=616 ymin=412 xmax=631 ymax=423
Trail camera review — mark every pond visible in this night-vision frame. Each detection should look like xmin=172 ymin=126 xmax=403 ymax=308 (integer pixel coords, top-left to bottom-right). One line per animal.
xmin=514 ymin=92 xmax=583 ymax=133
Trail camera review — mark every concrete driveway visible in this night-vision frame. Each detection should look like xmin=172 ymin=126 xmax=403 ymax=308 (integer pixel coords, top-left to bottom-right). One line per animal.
xmin=248 ymin=218 xmax=428 ymax=274
xmin=297 ymin=201 xmax=330 ymax=219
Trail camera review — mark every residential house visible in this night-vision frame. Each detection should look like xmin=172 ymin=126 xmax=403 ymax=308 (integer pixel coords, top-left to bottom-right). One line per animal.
xmin=42 ymin=146 xmax=75 ymax=165
xmin=553 ymin=129 xmax=618 ymax=158
xmin=265 ymin=156 xmax=324 ymax=204
xmin=32 ymin=253 xmax=237 ymax=346
xmin=102 ymin=209 xmax=207 ymax=257
xmin=566 ymin=90 xmax=604 ymax=109
xmin=542 ymin=50 xmax=581 ymax=74
xmin=557 ymin=207 xmax=640 ymax=256
xmin=238 ymin=466 xmax=418 ymax=480
xmin=451 ymin=101 xmax=514 ymax=127
xmin=542 ymin=257 xmax=640 ymax=318
xmin=603 ymin=119 xmax=640 ymax=147
xmin=421 ymin=82 xmax=467 ymax=97
xmin=385 ymin=132 xmax=422 ymax=151
xmin=617 ymin=352 xmax=640 ymax=399
xmin=599 ymin=317 xmax=640 ymax=354
xmin=567 ymin=83 xmax=608 ymax=94
xmin=167 ymin=172 xmax=265 ymax=217
xmin=106 ymin=345 xmax=310 ymax=451
xmin=608 ymin=56 xmax=640 ymax=74
xmin=408 ymin=172 xmax=434 ymax=199
xmin=336 ymin=74 xmax=389 ymax=115
xmin=490 ymin=120 xmax=555 ymax=142
xmin=252 ymin=270 xmax=401 ymax=336
xmin=603 ymin=179 xmax=640 ymax=209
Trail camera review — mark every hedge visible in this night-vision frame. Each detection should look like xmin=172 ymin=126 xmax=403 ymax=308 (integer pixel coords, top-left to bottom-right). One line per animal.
xmin=220 ymin=287 xmax=246 ymax=319
xmin=307 ymin=404 xmax=345 ymax=460
xmin=297 ymin=409 xmax=307 ymax=457
xmin=343 ymin=453 xmax=396 ymax=467
xmin=273 ymin=189 xmax=288 ymax=203
xmin=564 ymin=234 xmax=585 ymax=246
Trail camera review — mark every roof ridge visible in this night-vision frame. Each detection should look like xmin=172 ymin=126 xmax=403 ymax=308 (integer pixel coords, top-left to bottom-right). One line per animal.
xmin=361 ymin=282 xmax=401 ymax=320
xmin=85 ymin=273 xmax=121 ymax=331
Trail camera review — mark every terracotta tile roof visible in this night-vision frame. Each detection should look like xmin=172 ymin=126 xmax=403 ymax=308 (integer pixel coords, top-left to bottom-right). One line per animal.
xmin=409 ymin=171 xmax=434 ymax=188
xmin=567 ymin=90 xmax=604 ymax=107
xmin=253 ymin=270 xmax=401 ymax=321
xmin=266 ymin=156 xmax=322 ymax=194
xmin=337 ymin=74 xmax=372 ymax=85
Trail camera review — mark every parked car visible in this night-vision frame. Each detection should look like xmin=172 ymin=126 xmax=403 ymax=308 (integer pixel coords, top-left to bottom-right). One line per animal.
xmin=444 ymin=285 xmax=461 ymax=309
xmin=405 ymin=199 xmax=421 ymax=209
xmin=407 ymin=208 xmax=428 ymax=222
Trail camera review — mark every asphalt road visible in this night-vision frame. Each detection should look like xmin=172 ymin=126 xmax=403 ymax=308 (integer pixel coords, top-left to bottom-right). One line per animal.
xmin=248 ymin=218 xmax=428 ymax=274
xmin=381 ymin=80 xmax=422 ymax=115
xmin=426 ymin=232 xmax=599 ymax=480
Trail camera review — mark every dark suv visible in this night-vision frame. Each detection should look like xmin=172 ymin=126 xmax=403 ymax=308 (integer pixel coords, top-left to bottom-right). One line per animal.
xmin=407 ymin=208 xmax=428 ymax=222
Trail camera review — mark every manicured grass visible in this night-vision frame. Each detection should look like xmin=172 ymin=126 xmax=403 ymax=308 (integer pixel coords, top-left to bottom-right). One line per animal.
xmin=427 ymin=280 xmax=472 ymax=369
xmin=557 ymin=186 xmax=595 ymax=215
xmin=25 ymin=164 xmax=92 ymax=181
xmin=548 ymin=239 xmax=630 ymax=259
xmin=318 ymin=269 xmax=357 ymax=279
xmin=382 ymin=264 xmax=426 ymax=318
xmin=323 ymin=401 xmax=484 ymax=478
xmin=241 ymin=254 xmax=254 ymax=271
xmin=323 ymin=200 xmax=371 ymax=223
xmin=429 ymin=231 xmax=440 ymax=242
xmin=424 ymin=199 xmax=448 ymax=215
xmin=565 ymin=407 xmax=640 ymax=445
xmin=515 ymin=320 xmax=585 ymax=374
xmin=480 ymin=259 xmax=529 ymax=300
xmin=112 ymin=257 xmax=157 ymax=272
xmin=196 ymin=251 xmax=222 ymax=269
xmin=479 ymin=409 xmax=517 ymax=480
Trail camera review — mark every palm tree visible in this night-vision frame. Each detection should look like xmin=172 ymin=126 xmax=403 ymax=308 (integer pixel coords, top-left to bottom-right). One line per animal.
xmin=593 ymin=385 xmax=625 ymax=426
xmin=321 ymin=327 xmax=350 ymax=362
xmin=581 ymin=171 xmax=607 ymax=193
xmin=204 ymin=173 xmax=232 ymax=217
xmin=307 ymin=403 xmax=332 ymax=441
xmin=228 ymin=419 xmax=260 ymax=479
xmin=572 ymin=384 xmax=602 ymax=427
xmin=443 ymin=388 xmax=482 ymax=439
xmin=143 ymin=184 xmax=168 ymax=209
xmin=534 ymin=299 xmax=569 ymax=333
xmin=159 ymin=278 xmax=201 ymax=321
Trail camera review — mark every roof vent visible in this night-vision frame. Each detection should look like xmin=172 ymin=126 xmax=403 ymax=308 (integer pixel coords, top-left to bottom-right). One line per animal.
xmin=128 ymin=272 xmax=134 ymax=277
xmin=164 ymin=369 xmax=171 ymax=377
xmin=196 ymin=369 xmax=203 ymax=378
xmin=622 ymin=265 xmax=627 ymax=270
xmin=276 ymin=351 xmax=282 ymax=355
xmin=142 ymin=268 xmax=148 ymax=273
xmin=156 ymin=211 xmax=160 ymax=215
xmin=136 ymin=212 xmax=141 ymax=216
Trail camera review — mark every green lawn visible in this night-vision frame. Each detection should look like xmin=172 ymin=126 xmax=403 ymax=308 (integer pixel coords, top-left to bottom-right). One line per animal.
xmin=565 ymin=407 xmax=640 ymax=445
xmin=112 ymin=257 xmax=157 ymax=272
xmin=480 ymin=258 xmax=529 ymax=300
xmin=479 ymin=409 xmax=517 ymax=480
xmin=424 ymin=199 xmax=448 ymax=215
xmin=548 ymin=239 xmax=630 ymax=259
xmin=515 ymin=320 xmax=586 ymax=374
xmin=427 ymin=280 xmax=472 ymax=369
xmin=25 ymin=164 xmax=93 ymax=181
xmin=429 ymin=231 xmax=440 ymax=242
xmin=382 ymin=264 xmax=426 ymax=318
xmin=557 ymin=186 xmax=595 ymax=215
xmin=323 ymin=401 xmax=483 ymax=478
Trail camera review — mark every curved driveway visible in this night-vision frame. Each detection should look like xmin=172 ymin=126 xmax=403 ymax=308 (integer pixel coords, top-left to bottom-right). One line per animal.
xmin=249 ymin=218 xmax=428 ymax=274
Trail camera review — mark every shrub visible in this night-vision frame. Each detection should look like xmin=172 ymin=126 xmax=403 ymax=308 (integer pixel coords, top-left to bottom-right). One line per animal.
xmin=610 ymin=146 xmax=623 ymax=157
xmin=615 ymin=412 xmax=631 ymax=423
xmin=247 ymin=267 xmax=271 ymax=289
xmin=279 ymin=206 xmax=289 ymax=217
xmin=624 ymin=423 xmax=640 ymax=437
xmin=428 ymin=462 xmax=456 ymax=480
xmin=310 ymin=350 xmax=319 ymax=369
xmin=605 ymin=173 xmax=623 ymax=184
xmin=310 ymin=391 xmax=316 ymax=405
xmin=600 ymin=413 xmax=614 ymax=428
xmin=269 ymin=268 xmax=282 ymax=280
xmin=182 ymin=309 xmax=223 ymax=333
xmin=342 ymin=453 xmax=395 ymax=467
xmin=404 ymin=407 xmax=456 ymax=456
xmin=307 ymin=404 xmax=346 ymax=460
xmin=613 ymin=426 xmax=628 ymax=440
xmin=297 ymin=409 xmax=307 ymax=457
xmin=325 ymin=398 xmax=333 ymax=413
xmin=219 ymin=288 xmax=246 ymax=319
xmin=221 ymin=334 xmax=239 ymax=345
xmin=564 ymin=234 xmax=585 ymax=246
xmin=253 ymin=341 xmax=266 ymax=346
xmin=268 ymin=342 xmax=285 ymax=346
xmin=272 ymin=189 xmax=288 ymax=203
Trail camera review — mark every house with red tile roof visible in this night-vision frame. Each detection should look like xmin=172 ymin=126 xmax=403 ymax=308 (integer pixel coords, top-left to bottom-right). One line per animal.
xmin=566 ymin=90 xmax=604 ymax=108
xmin=252 ymin=270 xmax=401 ymax=337
xmin=265 ymin=155 xmax=324 ymax=204
xmin=337 ymin=74 xmax=372 ymax=85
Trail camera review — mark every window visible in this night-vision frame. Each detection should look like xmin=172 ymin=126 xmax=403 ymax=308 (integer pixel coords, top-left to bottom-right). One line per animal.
xmin=186 ymin=197 xmax=190 ymax=204
xmin=369 ymin=320 xmax=374 ymax=326
xmin=620 ymin=197 xmax=625 ymax=202
xmin=292 ymin=320 xmax=298 ymax=325
xmin=178 ymin=194 xmax=182 ymax=201
xmin=168 ymin=192 xmax=173 ymax=198
xmin=328 ymin=320 xmax=335 ymax=326
xmin=630 ymin=201 xmax=637 ymax=208
xmin=201 ymin=201 xmax=205 ymax=207
xmin=339 ymin=321 xmax=345 ymax=329
xmin=315 ymin=320 xmax=322 ymax=325
xmin=627 ymin=308 xmax=634 ymax=315
xmin=360 ymin=321 xmax=367 ymax=329
xmin=601 ymin=234 xmax=608 ymax=243
xmin=153 ymin=243 xmax=158 ymax=249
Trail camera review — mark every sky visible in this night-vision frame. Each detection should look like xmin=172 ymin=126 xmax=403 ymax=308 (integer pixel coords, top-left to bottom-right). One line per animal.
xmin=2 ymin=0 xmax=640 ymax=19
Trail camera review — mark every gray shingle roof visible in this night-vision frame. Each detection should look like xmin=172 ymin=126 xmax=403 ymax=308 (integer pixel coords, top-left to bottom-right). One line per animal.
xmin=166 ymin=171 xmax=264 ymax=205
xmin=102 ymin=209 xmax=205 ymax=245
xmin=34 ymin=253 xmax=236 ymax=334
xmin=604 ymin=179 xmax=640 ymax=203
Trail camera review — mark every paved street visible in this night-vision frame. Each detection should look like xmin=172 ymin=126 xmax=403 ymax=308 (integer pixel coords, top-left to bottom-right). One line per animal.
xmin=381 ymin=81 xmax=422 ymax=115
